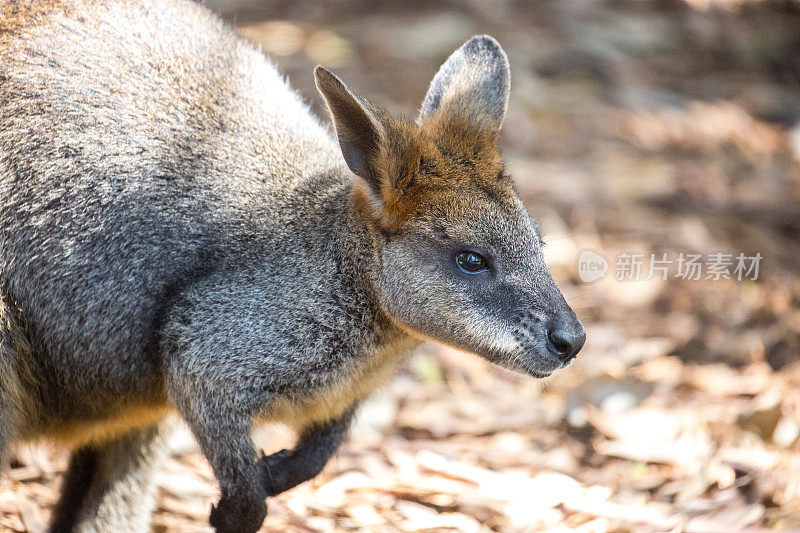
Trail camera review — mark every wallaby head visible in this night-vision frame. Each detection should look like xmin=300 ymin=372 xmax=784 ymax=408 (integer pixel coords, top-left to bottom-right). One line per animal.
xmin=315 ymin=35 xmax=585 ymax=378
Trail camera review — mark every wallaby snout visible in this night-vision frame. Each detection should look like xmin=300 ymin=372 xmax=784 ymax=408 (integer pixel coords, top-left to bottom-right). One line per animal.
xmin=545 ymin=308 xmax=586 ymax=363
xmin=516 ymin=271 xmax=587 ymax=372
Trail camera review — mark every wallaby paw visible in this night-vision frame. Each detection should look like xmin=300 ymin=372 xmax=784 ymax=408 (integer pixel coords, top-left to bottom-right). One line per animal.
xmin=261 ymin=448 xmax=294 ymax=465
xmin=258 ymin=448 xmax=295 ymax=496
xmin=209 ymin=493 xmax=267 ymax=533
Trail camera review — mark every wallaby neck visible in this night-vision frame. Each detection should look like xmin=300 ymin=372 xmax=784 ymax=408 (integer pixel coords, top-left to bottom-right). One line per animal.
xmin=333 ymin=171 xmax=418 ymax=351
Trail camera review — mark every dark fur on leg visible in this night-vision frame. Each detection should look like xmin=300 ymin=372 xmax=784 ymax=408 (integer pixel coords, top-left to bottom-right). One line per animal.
xmin=174 ymin=401 xmax=267 ymax=533
xmin=261 ymin=408 xmax=355 ymax=497
xmin=186 ymin=403 xmax=353 ymax=533
xmin=47 ymin=422 xmax=169 ymax=533
xmin=48 ymin=447 xmax=98 ymax=533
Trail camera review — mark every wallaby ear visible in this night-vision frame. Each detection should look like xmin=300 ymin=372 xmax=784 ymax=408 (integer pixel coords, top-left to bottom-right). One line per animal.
xmin=315 ymin=66 xmax=385 ymax=195
xmin=418 ymin=35 xmax=510 ymax=136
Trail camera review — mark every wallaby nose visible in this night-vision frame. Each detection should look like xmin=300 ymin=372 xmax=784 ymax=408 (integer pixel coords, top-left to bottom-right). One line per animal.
xmin=546 ymin=322 xmax=586 ymax=362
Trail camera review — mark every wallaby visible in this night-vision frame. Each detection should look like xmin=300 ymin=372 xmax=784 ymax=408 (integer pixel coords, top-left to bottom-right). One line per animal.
xmin=0 ymin=0 xmax=586 ymax=531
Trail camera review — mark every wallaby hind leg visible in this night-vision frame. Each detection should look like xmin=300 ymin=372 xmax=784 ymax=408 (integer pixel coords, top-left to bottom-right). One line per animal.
xmin=48 ymin=447 xmax=99 ymax=532
xmin=49 ymin=422 xmax=170 ymax=533
xmin=0 ymin=293 xmax=30 ymax=475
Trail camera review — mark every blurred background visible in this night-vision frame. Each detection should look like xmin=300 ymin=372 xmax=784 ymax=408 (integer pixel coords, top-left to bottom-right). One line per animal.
xmin=2 ymin=0 xmax=800 ymax=531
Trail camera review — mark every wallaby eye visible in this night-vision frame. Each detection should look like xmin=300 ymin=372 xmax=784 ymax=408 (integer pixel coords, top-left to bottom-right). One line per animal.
xmin=456 ymin=251 xmax=488 ymax=274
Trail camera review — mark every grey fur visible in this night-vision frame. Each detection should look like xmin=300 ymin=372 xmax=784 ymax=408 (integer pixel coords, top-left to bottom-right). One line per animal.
xmin=314 ymin=66 xmax=386 ymax=192
xmin=0 ymin=1 xmax=583 ymax=531
xmin=418 ymin=35 xmax=511 ymax=132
